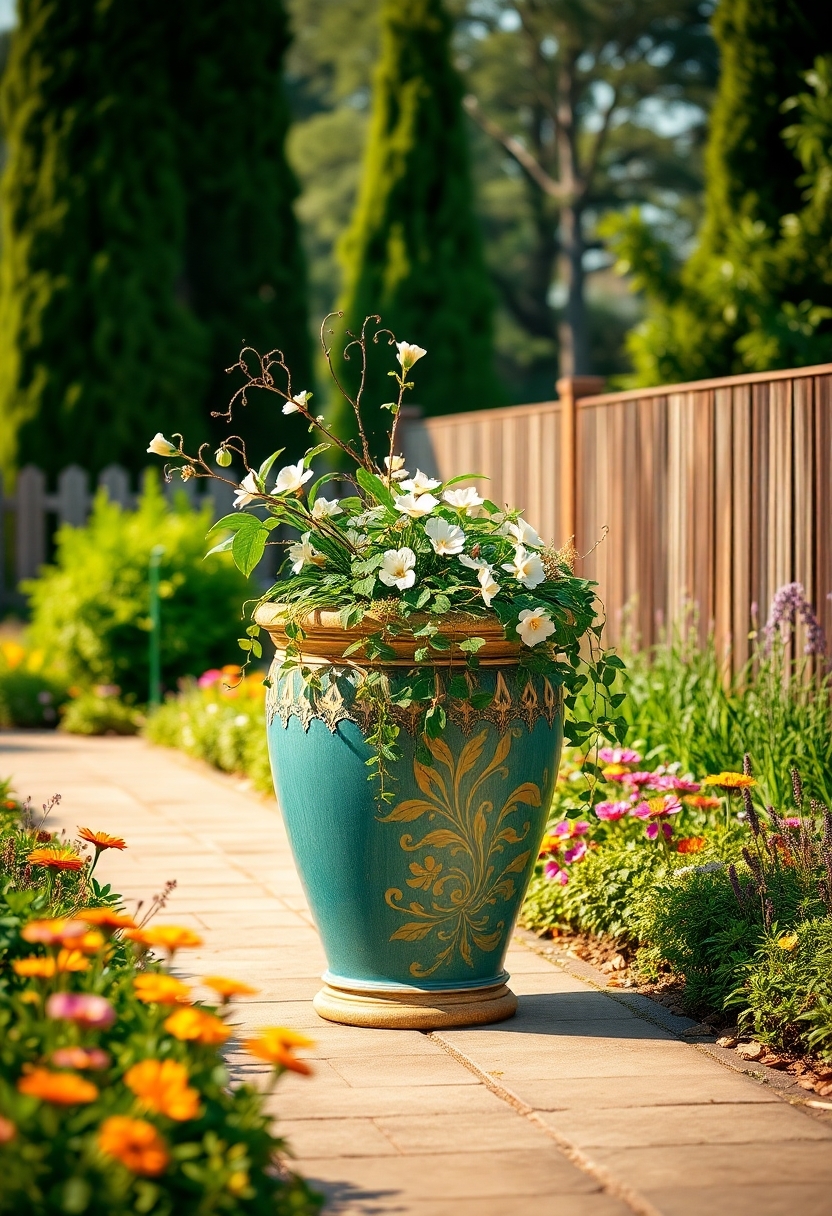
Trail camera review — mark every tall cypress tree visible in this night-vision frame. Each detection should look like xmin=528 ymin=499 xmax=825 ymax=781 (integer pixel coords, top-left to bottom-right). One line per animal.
xmin=174 ymin=0 xmax=312 ymax=460
xmin=0 ymin=0 xmax=209 ymax=481
xmin=0 ymin=0 xmax=310 ymax=483
xmin=605 ymin=0 xmax=832 ymax=384
xmin=331 ymin=0 xmax=501 ymax=457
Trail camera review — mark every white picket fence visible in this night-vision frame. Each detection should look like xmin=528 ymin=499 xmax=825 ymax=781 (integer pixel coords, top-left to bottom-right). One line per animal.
xmin=1 ymin=464 xmax=236 ymax=599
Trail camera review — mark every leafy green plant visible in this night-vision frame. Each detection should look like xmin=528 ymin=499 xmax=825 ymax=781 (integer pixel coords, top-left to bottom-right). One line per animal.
xmin=144 ymin=672 xmax=272 ymax=796
xmin=24 ymin=476 xmax=250 ymax=702
xmin=60 ymin=693 xmax=141 ymax=737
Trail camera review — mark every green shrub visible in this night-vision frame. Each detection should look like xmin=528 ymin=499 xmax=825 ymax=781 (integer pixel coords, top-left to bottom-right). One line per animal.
xmin=144 ymin=673 xmax=272 ymax=795
xmin=0 ymin=670 xmax=68 ymax=728
xmin=731 ymin=920 xmax=832 ymax=1059
xmin=24 ymin=476 xmax=250 ymax=702
xmin=60 ymin=693 xmax=141 ymax=737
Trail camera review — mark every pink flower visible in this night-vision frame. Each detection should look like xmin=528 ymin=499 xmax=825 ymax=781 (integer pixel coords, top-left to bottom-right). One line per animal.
xmin=598 ymin=748 xmax=641 ymax=766
xmin=544 ymin=859 xmax=569 ymax=884
xmin=646 ymin=822 xmax=673 ymax=841
xmin=631 ymin=795 xmax=683 ymax=821
xmin=563 ymin=841 xmax=588 ymax=864
xmin=46 ymin=993 xmax=116 ymax=1028
xmin=649 ymin=775 xmax=701 ymax=793
xmin=782 ymin=817 xmax=801 ymax=829
xmin=197 ymin=669 xmax=223 ymax=689
xmin=52 ymin=1047 xmax=110 ymax=1070
xmin=595 ymin=800 xmax=631 ymax=821
xmin=552 ymin=820 xmax=590 ymax=838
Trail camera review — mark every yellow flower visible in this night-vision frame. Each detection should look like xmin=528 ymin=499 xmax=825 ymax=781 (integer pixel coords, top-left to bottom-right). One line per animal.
xmin=243 ymin=1028 xmax=314 ymax=1074
xmin=133 ymin=974 xmax=191 ymax=1005
xmin=13 ymin=949 xmax=90 ymax=977
xmin=17 ymin=1067 xmax=98 ymax=1105
xmin=777 ymin=933 xmax=799 ymax=952
xmin=703 ymin=772 xmax=756 ymax=791
xmin=98 ymin=1116 xmax=169 ymax=1176
xmin=126 ymin=925 xmax=203 ymax=955
xmin=227 ymin=1171 xmax=250 ymax=1196
xmin=124 ymin=1060 xmax=201 ymax=1121
xmin=163 ymin=1007 xmax=230 ymax=1045
xmin=202 ymin=976 xmax=259 ymax=1001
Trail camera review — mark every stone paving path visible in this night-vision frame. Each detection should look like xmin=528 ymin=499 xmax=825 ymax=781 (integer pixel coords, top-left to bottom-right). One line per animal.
xmin=4 ymin=730 xmax=832 ymax=1216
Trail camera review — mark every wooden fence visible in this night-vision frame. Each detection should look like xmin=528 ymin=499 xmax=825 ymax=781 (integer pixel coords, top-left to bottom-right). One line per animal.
xmin=0 ymin=464 xmax=235 ymax=602
xmin=399 ymin=364 xmax=832 ymax=669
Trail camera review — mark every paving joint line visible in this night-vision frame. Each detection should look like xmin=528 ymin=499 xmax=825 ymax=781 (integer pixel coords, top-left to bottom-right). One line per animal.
xmin=425 ymin=1029 xmax=662 ymax=1216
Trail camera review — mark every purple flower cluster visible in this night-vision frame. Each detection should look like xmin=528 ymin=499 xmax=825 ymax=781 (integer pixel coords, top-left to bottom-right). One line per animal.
xmin=763 ymin=582 xmax=827 ymax=656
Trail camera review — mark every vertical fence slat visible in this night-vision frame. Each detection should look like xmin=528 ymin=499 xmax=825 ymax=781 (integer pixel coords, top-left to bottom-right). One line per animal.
xmin=99 ymin=464 xmax=132 ymax=507
xmin=56 ymin=465 xmax=90 ymax=527
xmin=15 ymin=465 xmax=46 ymax=582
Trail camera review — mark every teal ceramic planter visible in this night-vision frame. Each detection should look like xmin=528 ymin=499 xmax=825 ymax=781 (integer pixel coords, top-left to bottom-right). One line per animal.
xmin=258 ymin=609 xmax=563 ymax=1029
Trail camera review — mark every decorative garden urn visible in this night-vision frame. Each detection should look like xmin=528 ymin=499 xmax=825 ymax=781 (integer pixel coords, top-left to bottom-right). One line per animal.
xmin=255 ymin=604 xmax=563 ymax=1030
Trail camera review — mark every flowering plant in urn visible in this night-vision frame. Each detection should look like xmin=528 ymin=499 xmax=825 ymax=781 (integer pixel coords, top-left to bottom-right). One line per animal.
xmin=148 ymin=314 xmax=622 ymax=793
xmin=147 ymin=314 xmax=623 ymax=1030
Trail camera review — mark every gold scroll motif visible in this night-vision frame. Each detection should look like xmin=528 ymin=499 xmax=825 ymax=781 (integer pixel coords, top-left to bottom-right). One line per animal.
xmin=381 ymin=728 xmax=543 ymax=977
xmin=266 ymin=660 xmax=562 ymax=738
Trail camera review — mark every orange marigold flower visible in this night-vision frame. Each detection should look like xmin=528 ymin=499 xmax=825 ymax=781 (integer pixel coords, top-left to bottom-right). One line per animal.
xmin=683 ymin=795 xmax=721 ymax=810
xmin=202 ymin=976 xmax=259 ymax=1001
xmin=243 ymin=1028 xmax=314 ymax=1074
xmin=21 ymin=918 xmax=87 ymax=946
xmin=0 ymin=1116 xmax=16 ymax=1144
xmin=777 ymin=932 xmax=799 ymax=952
xmin=98 ymin=1116 xmax=169 ymax=1176
xmin=70 ymin=930 xmax=107 ymax=955
xmin=163 ymin=1007 xmax=230 ymax=1045
xmin=14 ymin=955 xmax=57 ymax=978
xmin=80 ymin=907 xmax=137 ymax=930
xmin=27 ymin=846 xmax=84 ymax=872
xmin=56 ymin=948 xmax=91 ymax=973
xmin=703 ymin=772 xmax=756 ymax=791
xmin=133 ymin=974 xmax=191 ymax=1005
xmin=677 ymin=837 xmax=707 ymax=855
xmin=17 ymin=1067 xmax=98 ymax=1105
xmin=125 ymin=925 xmax=202 ymax=954
xmin=124 ymin=1059 xmax=201 ymax=1121
xmin=601 ymin=763 xmax=630 ymax=778
xmin=78 ymin=828 xmax=127 ymax=851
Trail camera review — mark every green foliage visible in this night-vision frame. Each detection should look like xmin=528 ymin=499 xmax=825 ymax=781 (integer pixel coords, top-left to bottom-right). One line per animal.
xmin=0 ymin=793 xmax=320 ymax=1214
xmin=60 ymin=694 xmax=141 ymax=738
xmin=0 ymin=0 xmax=310 ymax=482
xmin=144 ymin=677 xmax=273 ymax=796
xmin=605 ymin=0 xmax=832 ymax=385
xmin=331 ymin=0 xmax=501 ymax=451
xmin=0 ymin=670 xmax=67 ymax=729
xmin=24 ymin=477 xmax=249 ymax=701
xmin=731 ymin=920 xmax=832 ymax=1059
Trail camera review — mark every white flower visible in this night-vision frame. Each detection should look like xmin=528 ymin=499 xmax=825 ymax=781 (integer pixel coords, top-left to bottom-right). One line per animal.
xmin=425 ymin=516 xmax=465 ymax=556
xmin=274 ymin=461 xmax=314 ymax=495
xmin=288 ymin=532 xmax=325 ymax=574
xmin=344 ymin=529 xmax=371 ymax=552
xmin=282 ymin=390 xmax=312 ymax=416
xmin=517 ymin=608 xmax=555 ymax=647
xmin=501 ymin=517 xmax=543 ymax=548
xmin=396 ymin=341 xmax=427 ymax=372
xmin=384 ymin=455 xmax=409 ymax=481
xmin=233 ymin=471 xmax=261 ymax=509
xmin=379 ymin=547 xmax=417 ymax=591
xmin=400 ymin=469 xmax=441 ymax=494
xmin=458 ymin=553 xmax=486 ymax=571
xmin=311 ymin=496 xmax=343 ymax=520
xmin=443 ymin=487 xmax=486 ymax=517
xmin=394 ymin=491 xmax=439 ymax=519
xmin=477 ymin=565 xmax=500 ymax=606
xmin=502 ymin=545 xmax=546 ymax=589
xmin=147 ymin=433 xmax=178 ymax=457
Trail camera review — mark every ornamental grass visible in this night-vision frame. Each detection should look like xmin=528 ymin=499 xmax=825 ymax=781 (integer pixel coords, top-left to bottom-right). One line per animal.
xmin=0 ymin=778 xmax=321 ymax=1215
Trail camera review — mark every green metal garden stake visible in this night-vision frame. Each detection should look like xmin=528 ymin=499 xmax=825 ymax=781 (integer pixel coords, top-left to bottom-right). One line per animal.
xmin=148 ymin=545 xmax=165 ymax=707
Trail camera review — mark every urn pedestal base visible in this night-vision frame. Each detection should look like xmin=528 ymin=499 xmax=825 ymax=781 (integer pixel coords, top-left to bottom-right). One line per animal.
xmin=312 ymin=976 xmax=518 ymax=1030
